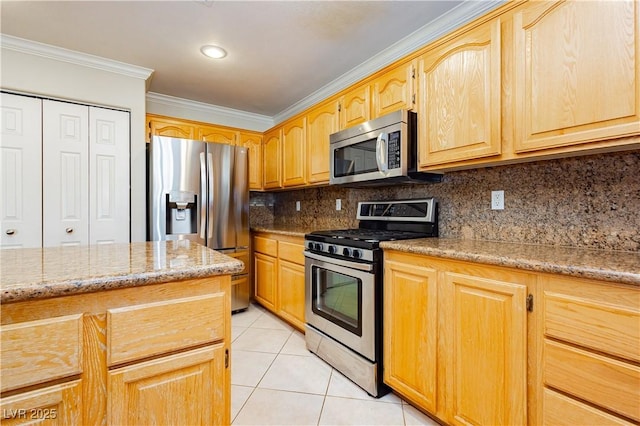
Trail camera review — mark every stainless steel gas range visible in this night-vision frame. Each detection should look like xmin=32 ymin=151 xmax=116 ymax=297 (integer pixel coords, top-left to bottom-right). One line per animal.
xmin=304 ymin=198 xmax=438 ymax=397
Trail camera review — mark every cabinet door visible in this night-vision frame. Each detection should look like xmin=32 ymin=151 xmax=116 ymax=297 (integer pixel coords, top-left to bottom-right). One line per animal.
xmin=254 ymin=252 xmax=277 ymax=311
xmin=197 ymin=125 xmax=237 ymax=145
xmin=513 ymin=0 xmax=640 ymax=153
xmin=277 ymin=259 xmax=305 ymax=330
xmin=418 ymin=19 xmax=501 ymax=168
xmin=148 ymin=116 xmax=195 ymax=141
xmin=306 ymin=100 xmax=339 ymax=184
xmin=0 ymin=93 xmax=42 ymax=248
xmin=262 ymin=128 xmax=282 ymax=189
xmin=339 ymin=85 xmax=371 ymax=129
xmin=0 ymin=380 xmax=82 ymax=426
xmin=89 ymin=107 xmax=130 ymax=244
xmin=108 ymin=344 xmax=228 ymax=426
xmin=383 ymin=255 xmax=438 ymax=413
xmin=282 ymin=117 xmax=306 ymax=187
xmin=443 ymin=271 xmax=527 ymax=426
xmin=43 ymin=100 xmax=89 ymax=247
xmin=240 ymin=132 xmax=263 ymax=190
xmin=372 ymin=62 xmax=415 ymax=118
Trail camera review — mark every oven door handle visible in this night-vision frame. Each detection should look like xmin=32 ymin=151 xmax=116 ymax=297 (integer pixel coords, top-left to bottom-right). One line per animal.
xmin=304 ymin=251 xmax=374 ymax=272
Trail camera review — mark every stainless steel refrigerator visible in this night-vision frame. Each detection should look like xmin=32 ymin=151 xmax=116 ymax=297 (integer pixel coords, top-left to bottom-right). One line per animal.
xmin=148 ymin=135 xmax=250 ymax=312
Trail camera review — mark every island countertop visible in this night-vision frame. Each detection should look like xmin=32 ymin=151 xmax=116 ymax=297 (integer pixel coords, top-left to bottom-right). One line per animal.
xmin=0 ymin=241 xmax=244 ymax=304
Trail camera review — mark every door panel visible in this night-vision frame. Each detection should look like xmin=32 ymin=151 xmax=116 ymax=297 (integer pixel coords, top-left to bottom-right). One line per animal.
xmin=43 ymin=100 xmax=89 ymax=247
xmin=89 ymin=107 xmax=130 ymax=244
xmin=0 ymin=93 xmax=42 ymax=248
xmin=207 ymin=143 xmax=236 ymax=250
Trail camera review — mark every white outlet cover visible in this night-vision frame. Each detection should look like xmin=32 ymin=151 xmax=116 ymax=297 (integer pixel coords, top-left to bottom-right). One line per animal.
xmin=336 ymin=199 xmax=342 ymax=211
xmin=491 ymin=190 xmax=504 ymax=210
xmin=296 ymin=200 xmax=301 ymax=211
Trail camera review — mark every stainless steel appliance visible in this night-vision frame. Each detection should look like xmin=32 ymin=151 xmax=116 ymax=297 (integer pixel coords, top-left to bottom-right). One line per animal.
xmin=304 ymin=198 xmax=438 ymax=397
xmin=148 ymin=135 xmax=250 ymax=312
xmin=329 ymin=110 xmax=441 ymax=186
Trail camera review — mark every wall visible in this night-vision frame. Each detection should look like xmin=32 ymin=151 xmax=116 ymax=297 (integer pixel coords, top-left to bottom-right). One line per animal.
xmin=250 ymin=151 xmax=640 ymax=252
xmin=1 ymin=47 xmax=149 ymax=241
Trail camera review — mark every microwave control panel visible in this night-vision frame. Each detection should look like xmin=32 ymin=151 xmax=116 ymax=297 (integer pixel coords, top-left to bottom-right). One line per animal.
xmin=387 ymin=131 xmax=401 ymax=169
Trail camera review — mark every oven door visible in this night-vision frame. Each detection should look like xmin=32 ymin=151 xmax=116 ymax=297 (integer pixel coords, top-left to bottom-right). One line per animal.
xmin=304 ymin=252 xmax=376 ymax=361
xmin=330 ymin=122 xmax=407 ymax=185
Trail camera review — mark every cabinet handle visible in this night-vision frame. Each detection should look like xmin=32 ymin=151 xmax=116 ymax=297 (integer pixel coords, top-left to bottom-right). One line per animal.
xmin=65 ymin=227 xmax=74 ymax=234
xmin=6 ymin=229 xmax=16 ymax=235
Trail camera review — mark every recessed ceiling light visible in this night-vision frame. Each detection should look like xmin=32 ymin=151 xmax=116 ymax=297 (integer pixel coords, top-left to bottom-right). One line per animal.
xmin=200 ymin=45 xmax=227 ymax=59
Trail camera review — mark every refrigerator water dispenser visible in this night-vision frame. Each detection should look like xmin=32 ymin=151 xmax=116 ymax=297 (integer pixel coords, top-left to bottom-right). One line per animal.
xmin=165 ymin=191 xmax=197 ymax=235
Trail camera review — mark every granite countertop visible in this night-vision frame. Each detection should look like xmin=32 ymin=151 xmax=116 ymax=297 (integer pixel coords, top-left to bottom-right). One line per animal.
xmin=251 ymin=225 xmax=326 ymax=238
xmin=381 ymin=238 xmax=640 ymax=286
xmin=0 ymin=241 xmax=244 ymax=304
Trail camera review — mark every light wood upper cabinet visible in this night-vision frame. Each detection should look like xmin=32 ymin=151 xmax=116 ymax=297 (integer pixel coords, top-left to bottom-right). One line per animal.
xmin=262 ymin=127 xmax=282 ymax=189
xmin=372 ymin=62 xmax=416 ymax=118
xmin=418 ymin=19 xmax=502 ymax=168
xmin=282 ymin=117 xmax=307 ymax=187
xmin=306 ymin=100 xmax=339 ymax=184
xmin=513 ymin=0 xmax=640 ymax=153
xmin=147 ymin=116 xmax=196 ymax=141
xmin=239 ymin=132 xmax=263 ymax=190
xmin=339 ymin=84 xmax=371 ymax=129
xmin=197 ymin=125 xmax=237 ymax=145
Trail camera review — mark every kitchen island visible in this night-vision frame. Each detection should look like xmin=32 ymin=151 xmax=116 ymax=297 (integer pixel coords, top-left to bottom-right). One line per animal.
xmin=0 ymin=240 xmax=242 ymax=426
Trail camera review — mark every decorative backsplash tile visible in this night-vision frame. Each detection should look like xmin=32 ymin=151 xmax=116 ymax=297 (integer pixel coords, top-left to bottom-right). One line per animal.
xmin=250 ymin=151 xmax=640 ymax=252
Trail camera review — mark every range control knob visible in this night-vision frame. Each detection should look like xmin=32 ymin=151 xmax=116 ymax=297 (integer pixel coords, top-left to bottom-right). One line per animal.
xmin=343 ymin=247 xmax=352 ymax=257
xmin=328 ymin=245 xmax=337 ymax=254
xmin=315 ymin=243 xmax=324 ymax=251
xmin=352 ymin=249 xmax=362 ymax=259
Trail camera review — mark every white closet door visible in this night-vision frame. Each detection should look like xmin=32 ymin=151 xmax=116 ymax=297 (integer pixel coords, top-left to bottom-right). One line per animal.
xmin=43 ymin=100 xmax=89 ymax=247
xmin=89 ymin=107 xmax=130 ymax=244
xmin=0 ymin=93 xmax=42 ymax=248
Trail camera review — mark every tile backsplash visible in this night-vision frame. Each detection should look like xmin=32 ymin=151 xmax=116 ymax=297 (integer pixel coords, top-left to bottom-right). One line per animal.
xmin=250 ymin=151 xmax=640 ymax=252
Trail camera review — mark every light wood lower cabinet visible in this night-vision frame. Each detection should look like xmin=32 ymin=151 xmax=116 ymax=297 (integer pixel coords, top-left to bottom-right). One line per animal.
xmin=540 ymin=274 xmax=640 ymax=424
xmin=0 ymin=277 xmax=231 ymax=425
xmin=384 ymin=250 xmax=640 ymax=426
xmin=108 ymin=344 xmax=226 ymax=426
xmin=384 ymin=250 xmax=532 ymax=426
xmin=252 ymin=233 xmax=305 ymax=330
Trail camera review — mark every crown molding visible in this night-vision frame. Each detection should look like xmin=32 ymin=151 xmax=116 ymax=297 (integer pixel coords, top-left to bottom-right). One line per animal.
xmin=0 ymin=34 xmax=154 ymax=80
xmin=274 ymin=0 xmax=506 ymax=124
xmin=146 ymin=92 xmax=273 ymax=130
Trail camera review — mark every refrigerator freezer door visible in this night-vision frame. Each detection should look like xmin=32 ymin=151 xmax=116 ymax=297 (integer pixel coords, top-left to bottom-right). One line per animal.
xmin=206 ymin=143 xmax=236 ymax=250
xmin=148 ymin=136 xmax=206 ymax=244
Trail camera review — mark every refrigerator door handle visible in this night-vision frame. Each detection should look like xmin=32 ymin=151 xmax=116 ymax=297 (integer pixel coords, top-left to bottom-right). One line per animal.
xmin=207 ymin=152 xmax=214 ymax=240
xmin=199 ymin=152 xmax=207 ymax=240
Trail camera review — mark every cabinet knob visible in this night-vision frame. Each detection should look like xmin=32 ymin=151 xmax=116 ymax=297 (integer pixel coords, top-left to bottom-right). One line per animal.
xmin=6 ymin=229 xmax=16 ymax=235
xmin=65 ymin=227 xmax=74 ymax=234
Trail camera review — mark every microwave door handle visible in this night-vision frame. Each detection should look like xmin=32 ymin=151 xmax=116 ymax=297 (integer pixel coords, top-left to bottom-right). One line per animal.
xmin=376 ymin=132 xmax=389 ymax=174
xmin=199 ymin=152 xmax=207 ymax=240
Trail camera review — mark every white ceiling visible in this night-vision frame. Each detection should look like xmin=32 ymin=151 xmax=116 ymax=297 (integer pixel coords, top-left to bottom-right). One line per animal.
xmin=1 ymin=1 xmax=498 ymax=119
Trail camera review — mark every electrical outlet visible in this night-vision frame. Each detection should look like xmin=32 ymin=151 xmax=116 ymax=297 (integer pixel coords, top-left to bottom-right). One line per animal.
xmin=295 ymin=201 xmax=301 ymax=211
xmin=336 ymin=199 xmax=342 ymax=211
xmin=491 ymin=190 xmax=504 ymax=210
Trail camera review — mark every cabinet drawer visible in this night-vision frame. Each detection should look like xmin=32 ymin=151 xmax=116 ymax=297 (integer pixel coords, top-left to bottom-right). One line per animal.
xmin=543 ymin=388 xmax=633 ymax=426
xmin=278 ymin=241 xmax=304 ymax=265
xmin=0 ymin=314 xmax=83 ymax=392
xmin=544 ymin=284 xmax=640 ymax=362
xmin=544 ymin=340 xmax=640 ymax=421
xmin=107 ymin=293 xmax=225 ymax=366
xmin=254 ymin=236 xmax=277 ymax=255
xmin=0 ymin=380 xmax=82 ymax=426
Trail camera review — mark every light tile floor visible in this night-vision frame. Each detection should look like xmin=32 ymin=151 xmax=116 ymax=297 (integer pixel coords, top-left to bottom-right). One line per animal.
xmin=231 ymin=303 xmax=440 ymax=426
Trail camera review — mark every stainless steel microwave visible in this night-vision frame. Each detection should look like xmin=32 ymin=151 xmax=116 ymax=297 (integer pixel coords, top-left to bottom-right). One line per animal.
xmin=329 ymin=110 xmax=441 ymax=186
